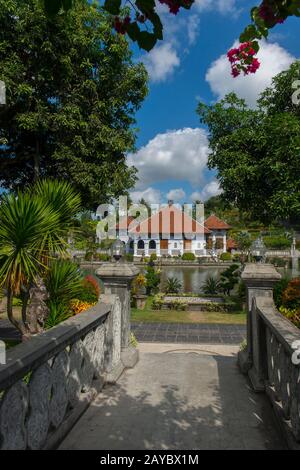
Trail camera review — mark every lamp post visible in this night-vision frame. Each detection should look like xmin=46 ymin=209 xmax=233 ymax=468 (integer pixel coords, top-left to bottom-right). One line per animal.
xmin=111 ymin=238 xmax=125 ymax=262
xmin=250 ymin=236 xmax=266 ymax=263
xmin=97 ymin=238 xmax=139 ymax=371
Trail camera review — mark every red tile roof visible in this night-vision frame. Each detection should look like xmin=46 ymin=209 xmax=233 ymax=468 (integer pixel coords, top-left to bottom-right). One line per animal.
xmin=130 ymin=205 xmax=211 ymax=236
xmin=204 ymin=214 xmax=230 ymax=230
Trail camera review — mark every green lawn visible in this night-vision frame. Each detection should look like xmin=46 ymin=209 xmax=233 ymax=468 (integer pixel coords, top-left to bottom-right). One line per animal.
xmin=131 ymin=297 xmax=246 ymax=325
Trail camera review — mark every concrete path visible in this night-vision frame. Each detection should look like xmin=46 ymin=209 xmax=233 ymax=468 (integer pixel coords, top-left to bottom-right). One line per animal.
xmin=131 ymin=322 xmax=246 ymax=344
xmin=60 ymin=343 xmax=285 ymax=450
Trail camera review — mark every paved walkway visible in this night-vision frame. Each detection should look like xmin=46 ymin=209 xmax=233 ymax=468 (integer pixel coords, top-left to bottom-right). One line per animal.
xmin=60 ymin=343 xmax=285 ymax=450
xmin=131 ymin=322 xmax=246 ymax=344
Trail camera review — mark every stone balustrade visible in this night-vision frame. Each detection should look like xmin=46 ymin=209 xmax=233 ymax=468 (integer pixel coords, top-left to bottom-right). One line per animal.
xmin=238 ymin=263 xmax=300 ymax=449
xmin=0 ymin=294 xmax=127 ymax=450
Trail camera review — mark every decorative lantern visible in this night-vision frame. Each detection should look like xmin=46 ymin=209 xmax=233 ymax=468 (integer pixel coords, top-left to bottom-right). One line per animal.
xmin=250 ymin=236 xmax=266 ymax=263
xmin=111 ymin=239 xmax=125 ymax=262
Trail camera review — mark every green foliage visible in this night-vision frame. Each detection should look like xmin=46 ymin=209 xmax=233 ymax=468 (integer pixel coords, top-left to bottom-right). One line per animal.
xmin=282 ymin=277 xmax=300 ymax=310
xmin=44 ymin=303 xmax=72 ymax=329
xmin=220 ymin=252 xmax=231 ymax=261
xmin=125 ymin=253 xmax=134 ymax=262
xmin=150 ymin=253 xmax=157 ymax=261
xmin=167 ymin=299 xmax=187 ymax=311
xmin=145 ymin=265 xmax=160 ymax=295
xmin=151 ymin=296 xmax=163 ymax=310
xmin=273 ymin=277 xmax=289 ymax=309
xmin=219 ymin=264 xmax=240 ymax=296
xmin=237 ymin=280 xmax=246 ymax=301
xmin=202 ymin=275 xmax=221 ymax=295
xmin=181 ymin=252 xmax=196 ymax=261
xmin=165 ymin=277 xmax=182 ymax=294
xmin=78 ymin=274 xmax=100 ymax=303
xmin=278 ymin=306 xmax=300 ymax=329
xmin=263 ymin=236 xmax=290 ymax=249
xmin=45 ymin=259 xmax=84 ymax=321
xmin=0 ymin=0 xmax=148 ymax=209
xmin=130 ymin=332 xmax=138 ymax=348
xmin=197 ymin=73 xmax=300 ymax=223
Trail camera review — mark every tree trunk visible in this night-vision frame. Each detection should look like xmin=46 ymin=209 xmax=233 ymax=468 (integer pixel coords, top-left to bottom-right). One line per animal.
xmin=7 ymin=287 xmax=30 ymax=339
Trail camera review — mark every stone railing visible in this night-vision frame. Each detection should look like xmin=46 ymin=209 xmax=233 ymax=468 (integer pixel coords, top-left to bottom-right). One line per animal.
xmin=238 ymin=264 xmax=300 ymax=449
xmin=0 ymin=292 xmax=133 ymax=450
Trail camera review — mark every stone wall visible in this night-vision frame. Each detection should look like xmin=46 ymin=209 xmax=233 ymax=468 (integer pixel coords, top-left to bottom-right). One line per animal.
xmin=0 ymin=294 xmax=124 ymax=450
xmin=238 ymin=264 xmax=300 ymax=449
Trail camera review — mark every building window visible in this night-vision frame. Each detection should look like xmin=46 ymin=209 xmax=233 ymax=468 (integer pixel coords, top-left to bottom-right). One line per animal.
xmin=149 ymin=240 xmax=156 ymax=249
xmin=137 ymin=240 xmax=144 ymax=249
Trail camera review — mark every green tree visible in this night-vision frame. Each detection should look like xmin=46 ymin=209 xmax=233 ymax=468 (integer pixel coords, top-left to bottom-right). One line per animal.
xmin=197 ymin=64 xmax=300 ymax=224
xmin=0 ymin=0 xmax=148 ymax=209
xmin=0 ymin=179 xmax=81 ymax=337
xmin=219 ymin=264 xmax=240 ymax=296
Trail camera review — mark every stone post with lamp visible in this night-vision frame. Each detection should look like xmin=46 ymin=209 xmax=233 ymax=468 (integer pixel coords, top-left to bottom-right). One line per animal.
xmin=238 ymin=236 xmax=281 ymax=391
xmin=96 ymin=239 xmax=139 ymax=370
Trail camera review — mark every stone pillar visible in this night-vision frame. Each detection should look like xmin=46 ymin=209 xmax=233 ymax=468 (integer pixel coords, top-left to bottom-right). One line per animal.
xmin=133 ymin=239 xmax=137 ymax=257
xmin=96 ymin=262 xmax=139 ymax=370
xmin=144 ymin=240 xmax=149 ymax=257
xmin=156 ymin=240 xmax=160 ymax=257
xmin=223 ymin=233 xmax=227 ymax=253
xmin=238 ymin=263 xmax=281 ymax=391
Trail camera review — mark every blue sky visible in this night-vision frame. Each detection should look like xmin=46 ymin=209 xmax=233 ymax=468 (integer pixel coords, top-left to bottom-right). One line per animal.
xmin=127 ymin=0 xmax=300 ymax=205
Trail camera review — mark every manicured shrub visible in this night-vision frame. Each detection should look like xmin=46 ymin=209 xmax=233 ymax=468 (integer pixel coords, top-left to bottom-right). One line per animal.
xmin=220 ymin=252 xmax=231 ymax=261
xmin=145 ymin=266 xmax=160 ymax=294
xmin=273 ymin=277 xmax=289 ymax=308
xmin=182 ymin=252 xmax=196 ymax=261
xmin=282 ymin=277 xmax=300 ymax=310
xmin=150 ymin=253 xmax=157 ymax=261
xmin=125 ymin=253 xmax=134 ymax=262
xmin=263 ymin=236 xmax=291 ymax=249
xmin=79 ymin=274 xmax=100 ymax=302
xmin=97 ymin=253 xmax=110 ymax=261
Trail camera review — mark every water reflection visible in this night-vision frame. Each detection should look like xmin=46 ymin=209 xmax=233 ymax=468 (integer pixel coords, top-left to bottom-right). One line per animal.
xmin=160 ymin=266 xmax=225 ymax=294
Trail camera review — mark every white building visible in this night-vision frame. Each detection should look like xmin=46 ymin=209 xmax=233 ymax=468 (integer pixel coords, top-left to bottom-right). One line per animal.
xmin=115 ymin=203 xmax=230 ymax=258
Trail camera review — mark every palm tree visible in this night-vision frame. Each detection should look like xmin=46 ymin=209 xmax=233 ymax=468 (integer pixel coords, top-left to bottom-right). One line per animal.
xmin=0 ymin=179 xmax=81 ymax=337
xmin=165 ymin=277 xmax=182 ymax=294
xmin=201 ymin=275 xmax=221 ymax=295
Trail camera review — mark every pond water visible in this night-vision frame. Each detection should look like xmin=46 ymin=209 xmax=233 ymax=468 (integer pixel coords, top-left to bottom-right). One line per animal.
xmin=160 ymin=266 xmax=225 ymax=294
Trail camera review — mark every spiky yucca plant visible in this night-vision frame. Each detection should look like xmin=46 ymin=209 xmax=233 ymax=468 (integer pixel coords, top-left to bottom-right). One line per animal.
xmin=0 ymin=179 xmax=81 ymax=336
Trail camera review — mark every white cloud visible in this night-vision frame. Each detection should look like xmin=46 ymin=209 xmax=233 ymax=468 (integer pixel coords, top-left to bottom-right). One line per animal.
xmin=128 ymin=128 xmax=210 ymax=189
xmin=140 ymin=0 xmax=241 ymax=82
xmin=130 ymin=187 xmax=162 ymax=204
xmin=190 ymin=180 xmax=222 ymax=201
xmin=195 ymin=0 xmax=237 ymax=14
xmin=206 ymin=40 xmax=296 ymax=107
xmin=141 ymin=42 xmax=180 ymax=82
xmin=166 ymin=188 xmax=186 ymax=202
xmin=187 ymin=15 xmax=200 ymax=45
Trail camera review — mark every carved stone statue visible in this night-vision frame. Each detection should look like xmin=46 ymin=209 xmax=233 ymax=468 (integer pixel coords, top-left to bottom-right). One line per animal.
xmin=28 ymin=277 xmax=49 ymax=334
